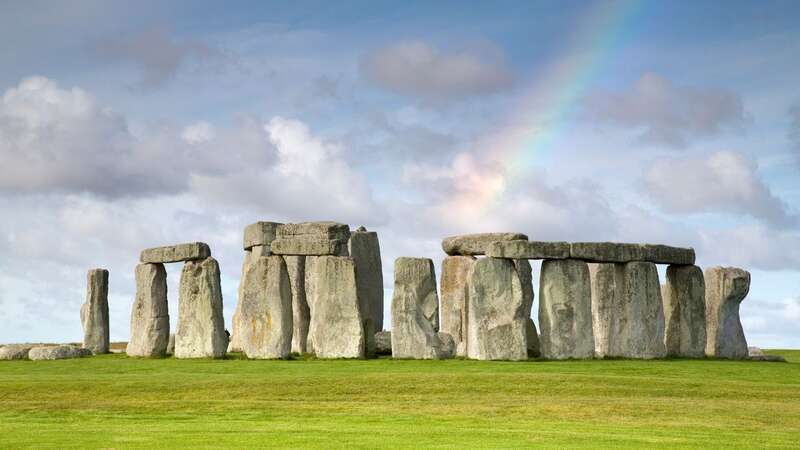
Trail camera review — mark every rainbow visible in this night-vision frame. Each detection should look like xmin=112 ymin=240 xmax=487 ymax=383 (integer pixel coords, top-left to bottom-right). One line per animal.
xmin=446 ymin=0 xmax=644 ymax=216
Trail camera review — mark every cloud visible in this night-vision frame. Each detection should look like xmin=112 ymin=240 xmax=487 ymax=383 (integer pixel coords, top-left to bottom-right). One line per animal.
xmin=94 ymin=26 xmax=220 ymax=88
xmin=585 ymin=73 xmax=748 ymax=148
xmin=643 ymin=150 xmax=795 ymax=227
xmin=0 ymin=76 xmax=183 ymax=197
xmin=698 ymin=224 xmax=800 ymax=271
xmin=790 ymin=104 xmax=800 ymax=156
xmin=360 ymin=40 xmax=513 ymax=101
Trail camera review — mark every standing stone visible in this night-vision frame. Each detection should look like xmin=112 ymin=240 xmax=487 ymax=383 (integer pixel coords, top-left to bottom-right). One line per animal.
xmin=230 ymin=245 xmax=270 ymax=352
xmin=391 ymin=257 xmax=450 ymax=359
xmin=283 ymin=255 xmax=309 ymax=354
xmin=81 ymin=268 xmax=110 ymax=354
xmin=375 ymin=331 xmax=392 ymax=355
xmin=348 ymin=229 xmax=384 ymax=332
xmin=539 ymin=259 xmax=594 ymax=359
xmin=307 ymin=256 xmax=365 ymax=358
xmin=239 ymin=256 xmax=293 ymax=359
xmin=614 ymin=262 xmax=666 ymax=359
xmin=166 ymin=334 xmax=175 ymax=355
xmin=514 ymin=259 xmax=541 ymax=358
xmin=440 ymin=255 xmax=476 ymax=349
xmin=466 ymin=257 xmax=527 ymax=360
xmin=589 ymin=263 xmax=615 ymax=358
xmin=175 ymin=257 xmax=227 ymax=358
xmin=127 ymin=263 xmax=169 ymax=357
xmin=304 ymin=255 xmax=319 ymax=354
xmin=664 ymin=265 xmax=707 ymax=358
xmin=705 ymin=267 xmax=750 ymax=359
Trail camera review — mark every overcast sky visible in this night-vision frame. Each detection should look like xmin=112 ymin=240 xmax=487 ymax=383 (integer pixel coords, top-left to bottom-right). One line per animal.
xmin=1 ymin=0 xmax=798 ymax=348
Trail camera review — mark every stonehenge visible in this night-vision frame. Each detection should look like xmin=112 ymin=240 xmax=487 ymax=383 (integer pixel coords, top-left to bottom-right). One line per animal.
xmin=81 ymin=268 xmax=109 ymax=354
xmin=705 ymin=267 xmax=750 ymax=359
xmin=54 ymin=222 xmax=757 ymax=364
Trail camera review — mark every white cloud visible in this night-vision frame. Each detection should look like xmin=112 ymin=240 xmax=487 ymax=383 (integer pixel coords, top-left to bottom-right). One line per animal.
xmin=585 ymin=73 xmax=747 ymax=148
xmin=643 ymin=150 xmax=795 ymax=227
xmin=699 ymin=224 xmax=800 ymax=271
xmin=360 ymin=40 xmax=513 ymax=101
xmin=181 ymin=121 xmax=215 ymax=144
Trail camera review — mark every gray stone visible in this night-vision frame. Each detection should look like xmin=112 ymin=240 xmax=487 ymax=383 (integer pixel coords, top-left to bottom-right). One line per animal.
xmin=277 ymin=221 xmax=351 ymax=241
xmin=307 ymin=256 xmax=365 ymax=358
xmin=705 ymin=266 xmax=750 ymax=359
xmin=590 ymin=262 xmax=666 ymax=359
xmin=664 ymin=265 xmax=707 ymax=358
xmin=467 ymin=257 xmax=527 ymax=361
xmin=243 ymin=221 xmax=282 ymax=250
xmin=140 ymin=242 xmax=211 ymax=263
xmin=284 ymin=255 xmax=310 ymax=354
xmin=348 ymin=230 xmax=384 ymax=337
xmin=440 ymin=255 xmax=475 ymax=347
xmin=391 ymin=257 xmax=449 ymax=359
xmin=166 ymin=334 xmax=175 ymax=355
xmin=748 ymin=346 xmax=764 ymax=357
xmin=81 ymin=268 xmax=110 ymax=354
xmin=514 ymin=259 xmax=540 ymax=358
xmin=486 ymin=240 xmax=570 ymax=260
xmin=238 ymin=256 xmax=293 ymax=359
xmin=375 ymin=331 xmax=392 ymax=355
xmin=29 ymin=345 xmax=92 ymax=360
xmin=0 ymin=344 xmax=34 ymax=360
xmin=570 ymin=242 xmax=694 ymax=265
xmin=749 ymin=354 xmax=787 ymax=362
xmin=127 ymin=263 xmax=169 ymax=357
xmin=175 ymin=257 xmax=227 ymax=358
xmin=442 ymin=232 xmax=528 ymax=256
xmin=271 ymin=238 xmax=348 ymax=256
xmin=303 ymin=256 xmax=319 ymax=354
xmin=539 ymin=259 xmax=594 ymax=359
xmin=230 ymin=246 xmax=270 ymax=353
xmin=436 ymin=332 xmax=456 ymax=359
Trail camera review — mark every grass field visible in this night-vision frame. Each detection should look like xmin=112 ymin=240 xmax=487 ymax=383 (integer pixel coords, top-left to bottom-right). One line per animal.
xmin=1 ymin=351 xmax=798 ymax=449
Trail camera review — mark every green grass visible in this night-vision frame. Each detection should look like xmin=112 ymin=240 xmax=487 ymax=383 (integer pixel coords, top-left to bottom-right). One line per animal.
xmin=1 ymin=351 xmax=798 ymax=449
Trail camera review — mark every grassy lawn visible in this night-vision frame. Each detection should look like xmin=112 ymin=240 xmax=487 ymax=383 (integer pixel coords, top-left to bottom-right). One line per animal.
xmin=1 ymin=351 xmax=798 ymax=449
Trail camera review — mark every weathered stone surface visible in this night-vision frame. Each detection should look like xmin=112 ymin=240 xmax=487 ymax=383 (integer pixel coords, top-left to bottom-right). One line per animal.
xmin=442 ymin=232 xmax=528 ymax=256
xmin=705 ymin=267 xmax=750 ymax=359
xmin=277 ymin=221 xmax=351 ymax=241
xmin=391 ymin=257 xmax=449 ymax=359
xmin=175 ymin=257 xmax=227 ymax=359
xmin=243 ymin=221 xmax=282 ymax=250
xmin=271 ymin=238 xmax=347 ymax=256
xmin=230 ymin=246 xmax=270 ymax=353
xmin=590 ymin=262 xmax=666 ymax=359
xmin=127 ymin=263 xmax=169 ymax=357
xmin=238 ymin=256 xmax=293 ymax=359
xmin=303 ymin=256 xmax=319 ymax=354
xmin=514 ymin=259 xmax=540 ymax=358
xmin=436 ymin=332 xmax=456 ymax=359
xmin=140 ymin=242 xmax=211 ymax=263
xmin=29 ymin=345 xmax=92 ymax=360
xmin=539 ymin=259 xmax=594 ymax=359
xmin=570 ymin=242 xmax=694 ymax=265
xmin=0 ymin=344 xmax=34 ymax=360
xmin=81 ymin=268 xmax=109 ymax=354
xmin=166 ymin=334 xmax=175 ymax=354
xmin=467 ymin=257 xmax=527 ymax=361
xmin=307 ymin=256 xmax=365 ymax=358
xmin=375 ymin=331 xmax=392 ymax=355
xmin=486 ymin=240 xmax=570 ymax=260
xmin=750 ymin=354 xmax=787 ymax=362
xmin=748 ymin=346 xmax=765 ymax=357
xmin=440 ymin=255 xmax=475 ymax=347
xmin=589 ymin=263 xmax=615 ymax=358
xmin=664 ymin=265 xmax=706 ymax=358
xmin=283 ymin=255 xmax=309 ymax=354
xmin=348 ymin=229 xmax=384 ymax=335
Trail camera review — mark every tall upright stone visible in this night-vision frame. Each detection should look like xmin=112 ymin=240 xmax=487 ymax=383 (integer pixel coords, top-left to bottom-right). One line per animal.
xmin=127 ymin=263 xmax=169 ymax=357
xmin=664 ymin=265 xmax=707 ymax=358
xmin=705 ymin=266 xmax=750 ymax=359
xmin=175 ymin=257 xmax=227 ymax=358
xmin=307 ymin=256 xmax=365 ymax=358
xmin=239 ymin=256 xmax=293 ymax=359
xmin=348 ymin=228 xmax=383 ymax=355
xmin=391 ymin=257 xmax=450 ymax=359
xmin=514 ymin=259 xmax=541 ymax=358
xmin=81 ymin=268 xmax=110 ymax=354
xmin=230 ymin=245 xmax=270 ymax=353
xmin=467 ymin=257 xmax=528 ymax=360
xmin=440 ymin=255 xmax=475 ymax=353
xmin=304 ymin=255 xmax=319 ymax=354
xmin=539 ymin=259 xmax=594 ymax=359
xmin=284 ymin=255 xmax=310 ymax=354
xmin=590 ymin=262 xmax=666 ymax=359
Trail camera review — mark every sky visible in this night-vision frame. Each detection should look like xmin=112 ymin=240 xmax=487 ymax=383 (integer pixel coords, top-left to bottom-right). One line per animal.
xmin=1 ymin=0 xmax=799 ymax=348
